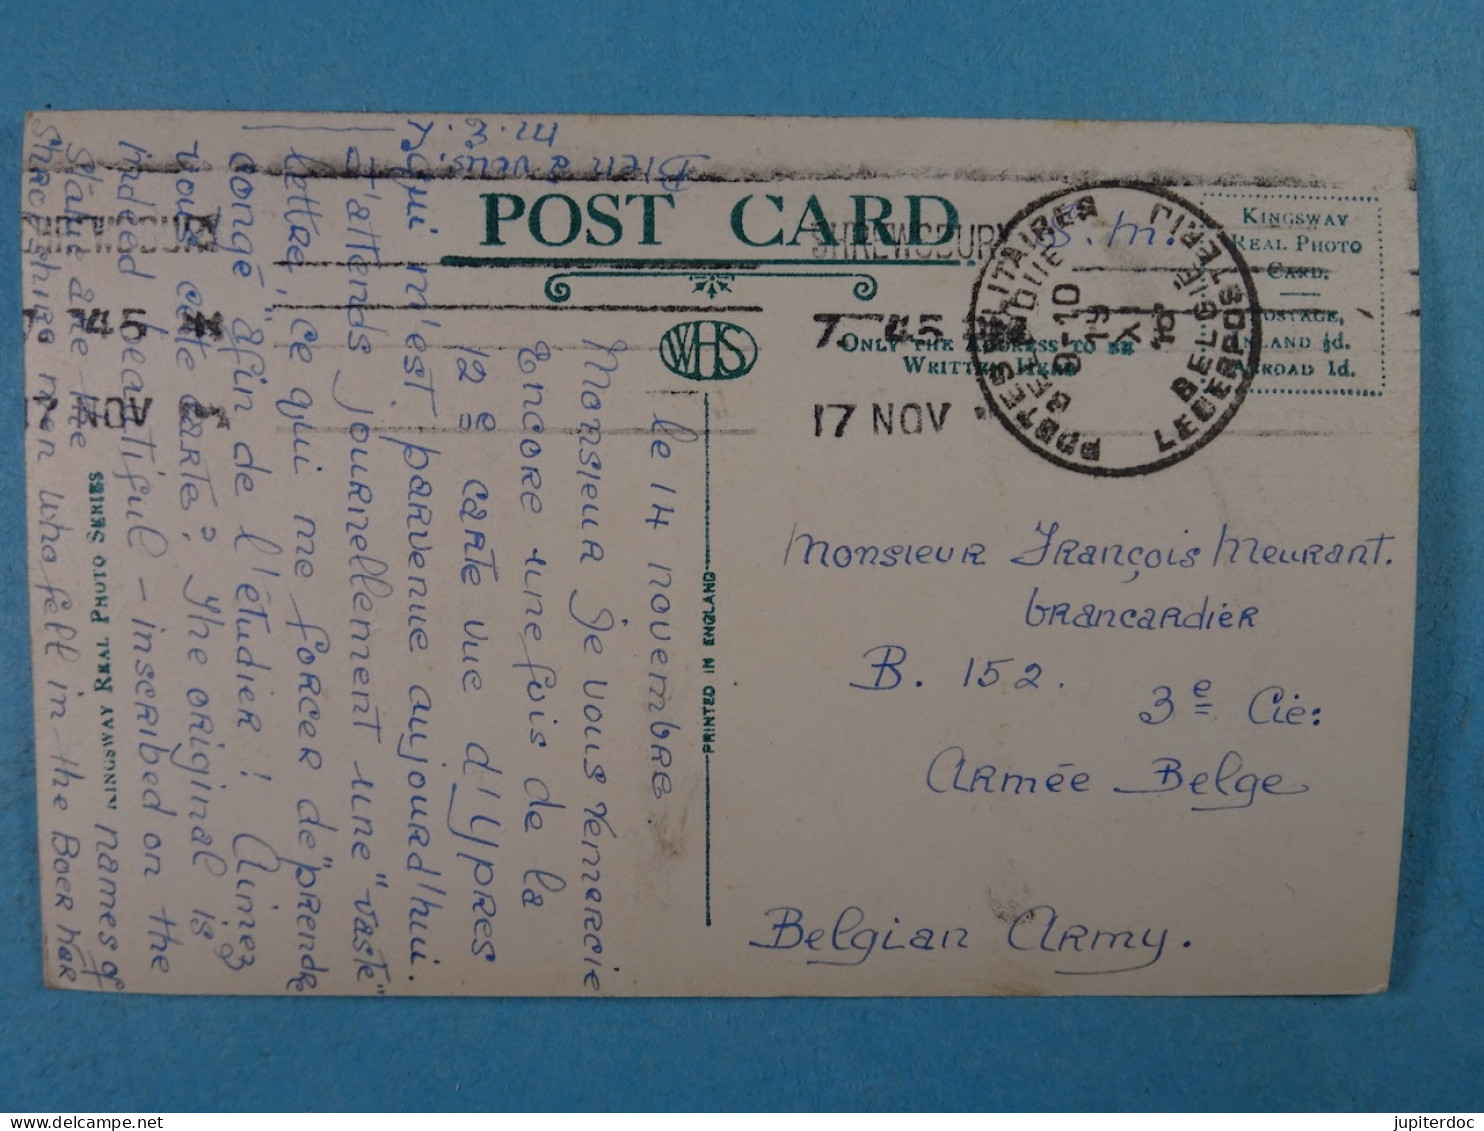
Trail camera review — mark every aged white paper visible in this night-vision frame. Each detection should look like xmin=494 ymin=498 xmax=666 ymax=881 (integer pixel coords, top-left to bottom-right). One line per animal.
xmin=23 ymin=112 xmax=1418 ymax=995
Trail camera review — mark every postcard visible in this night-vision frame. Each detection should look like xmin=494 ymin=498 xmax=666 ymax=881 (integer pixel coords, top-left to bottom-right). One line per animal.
xmin=23 ymin=112 xmax=1418 ymax=994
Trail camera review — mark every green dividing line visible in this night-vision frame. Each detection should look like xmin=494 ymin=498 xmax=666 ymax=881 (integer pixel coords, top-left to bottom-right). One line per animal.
xmin=703 ymin=390 xmax=712 ymax=927
xmin=703 ymin=392 xmax=712 ymax=572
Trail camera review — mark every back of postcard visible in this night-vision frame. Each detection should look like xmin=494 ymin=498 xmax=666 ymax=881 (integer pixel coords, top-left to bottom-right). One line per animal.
xmin=23 ymin=112 xmax=1418 ymax=995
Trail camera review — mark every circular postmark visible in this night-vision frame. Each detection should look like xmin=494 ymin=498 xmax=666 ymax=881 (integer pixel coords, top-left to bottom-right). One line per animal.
xmin=967 ymin=181 xmax=1261 ymax=476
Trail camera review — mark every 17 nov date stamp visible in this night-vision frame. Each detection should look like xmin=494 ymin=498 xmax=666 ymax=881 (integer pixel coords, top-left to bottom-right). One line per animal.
xmin=968 ymin=181 xmax=1262 ymax=477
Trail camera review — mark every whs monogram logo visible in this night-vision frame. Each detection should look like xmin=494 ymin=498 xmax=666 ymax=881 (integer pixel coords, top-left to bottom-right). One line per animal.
xmin=659 ymin=320 xmax=758 ymax=381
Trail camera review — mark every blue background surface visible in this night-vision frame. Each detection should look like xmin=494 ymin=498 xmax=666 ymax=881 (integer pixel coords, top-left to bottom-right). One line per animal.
xmin=1 ymin=0 xmax=1480 ymax=1112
